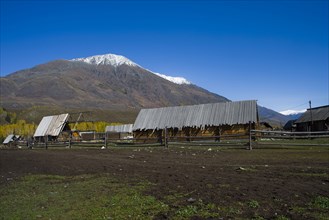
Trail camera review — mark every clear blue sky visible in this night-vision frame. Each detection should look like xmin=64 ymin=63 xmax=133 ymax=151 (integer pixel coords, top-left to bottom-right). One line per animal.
xmin=1 ymin=0 xmax=328 ymax=112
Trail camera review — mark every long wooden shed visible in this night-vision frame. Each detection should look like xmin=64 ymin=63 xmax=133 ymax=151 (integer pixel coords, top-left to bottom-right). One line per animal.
xmin=133 ymin=100 xmax=259 ymax=141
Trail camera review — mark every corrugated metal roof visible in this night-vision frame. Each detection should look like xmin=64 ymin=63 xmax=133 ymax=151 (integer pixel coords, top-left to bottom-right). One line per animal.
xmin=34 ymin=116 xmax=53 ymax=137
xmin=3 ymin=134 xmax=20 ymax=144
xmin=295 ymin=105 xmax=329 ymax=123
xmin=105 ymin=124 xmax=133 ymax=133
xmin=3 ymin=134 xmax=15 ymax=144
xmin=34 ymin=113 xmax=69 ymax=137
xmin=133 ymin=100 xmax=258 ymax=131
xmin=3 ymin=134 xmax=19 ymax=144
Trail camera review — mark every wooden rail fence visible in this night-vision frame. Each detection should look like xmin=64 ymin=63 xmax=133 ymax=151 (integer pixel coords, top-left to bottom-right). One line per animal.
xmin=6 ymin=130 xmax=329 ymax=150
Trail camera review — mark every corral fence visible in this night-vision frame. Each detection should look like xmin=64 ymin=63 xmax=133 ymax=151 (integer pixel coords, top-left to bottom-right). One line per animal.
xmin=159 ymin=130 xmax=329 ymax=149
xmin=7 ymin=130 xmax=329 ymax=150
xmin=250 ymin=130 xmax=329 ymax=149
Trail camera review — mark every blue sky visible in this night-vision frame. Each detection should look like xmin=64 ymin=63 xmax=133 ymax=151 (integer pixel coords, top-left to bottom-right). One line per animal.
xmin=1 ymin=0 xmax=328 ymax=112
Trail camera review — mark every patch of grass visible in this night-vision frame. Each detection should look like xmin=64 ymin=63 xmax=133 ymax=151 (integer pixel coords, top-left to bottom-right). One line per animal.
xmin=312 ymin=196 xmax=329 ymax=210
xmin=196 ymin=200 xmax=221 ymax=218
xmin=163 ymin=194 xmax=221 ymax=219
xmin=252 ymin=215 xmax=265 ymax=220
xmin=290 ymin=196 xmax=329 ymax=220
xmin=275 ymin=215 xmax=290 ymax=220
xmin=173 ymin=201 xmax=221 ymax=219
xmin=0 ymin=174 xmax=168 ymax=219
xmin=163 ymin=191 xmax=194 ymax=206
xmin=220 ymin=206 xmax=242 ymax=215
xmin=175 ymin=205 xmax=198 ymax=218
xmin=248 ymin=200 xmax=260 ymax=208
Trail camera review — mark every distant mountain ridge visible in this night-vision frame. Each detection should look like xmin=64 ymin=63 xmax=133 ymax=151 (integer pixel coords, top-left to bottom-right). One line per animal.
xmin=0 ymin=53 xmax=288 ymax=126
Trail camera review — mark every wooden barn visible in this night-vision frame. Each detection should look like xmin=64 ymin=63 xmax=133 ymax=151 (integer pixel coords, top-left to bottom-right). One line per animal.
xmin=133 ymin=100 xmax=259 ymax=142
xmin=33 ymin=113 xmax=70 ymax=142
xmin=295 ymin=105 xmax=329 ymax=131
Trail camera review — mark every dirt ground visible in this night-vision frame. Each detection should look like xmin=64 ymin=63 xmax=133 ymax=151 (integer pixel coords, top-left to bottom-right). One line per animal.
xmin=1 ymin=146 xmax=328 ymax=219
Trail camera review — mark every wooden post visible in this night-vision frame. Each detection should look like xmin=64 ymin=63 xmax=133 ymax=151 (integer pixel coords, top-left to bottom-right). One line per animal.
xmin=249 ymin=121 xmax=252 ymax=150
xmin=309 ymin=100 xmax=313 ymax=132
xmin=164 ymin=127 xmax=168 ymax=148
xmin=215 ymin=127 xmax=221 ymax=142
xmin=188 ymin=128 xmax=191 ymax=142
xmin=158 ymin=130 xmax=163 ymax=145
xmin=105 ymin=132 xmax=107 ymax=148
xmin=69 ymin=132 xmax=72 ymax=149
xmin=26 ymin=137 xmax=30 ymax=149
xmin=45 ymin=136 xmax=48 ymax=150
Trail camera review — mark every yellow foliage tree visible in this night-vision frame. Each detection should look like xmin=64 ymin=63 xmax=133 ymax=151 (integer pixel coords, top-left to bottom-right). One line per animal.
xmin=0 ymin=120 xmax=120 ymax=142
xmin=0 ymin=120 xmax=36 ymax=142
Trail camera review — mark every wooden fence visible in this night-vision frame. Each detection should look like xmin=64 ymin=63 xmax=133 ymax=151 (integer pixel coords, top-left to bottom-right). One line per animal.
xmin=249 ymin=130 xmax=329 ymax=149
xmin=5 ymin=130 xmax=329 ymax=150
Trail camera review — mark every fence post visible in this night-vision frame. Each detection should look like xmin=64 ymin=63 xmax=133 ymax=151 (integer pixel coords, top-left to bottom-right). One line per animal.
xmin=105 ymin=132 xmax=107 ymax=148
xmin=164 ymin=127 xmax=168 ymax=148
xmin=249 ymin=121 xmax=253 ymax=150
xmin=45 ymin=136 xmax=48 ymax=150
xmin=158 ymin=131 xmax=163 ymax=145
xmin=69 ymin=132 xmax=72 ymax=149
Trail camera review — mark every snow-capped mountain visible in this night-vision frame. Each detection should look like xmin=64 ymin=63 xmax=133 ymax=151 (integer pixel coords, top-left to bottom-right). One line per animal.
xmin=71 ymin=53 xmax=191 ymax=85
xmin=280 ymin=109 xmax=306 ymax=121
xmin=71 ymin=54 xmax=139 ymax=67
xmin=280 ymin=109 xmax=306 ymax=115
xmin=1 ymin=55 xmax=228 ymax=113
xmin=153 ymin=72 xmax=191 ymax=85
xmin=0 ymin=52 xmax=289 ymax=126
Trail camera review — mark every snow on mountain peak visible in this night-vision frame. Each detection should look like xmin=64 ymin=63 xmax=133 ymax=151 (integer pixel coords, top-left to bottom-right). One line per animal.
xmin=70 ymin=53 xmax=191 ymax=85
xmin=280 ymin=109 xmax=306 ymax=115
xmin=153 ymin=72 xmax=191 ymax=85
xmin=71 ymin=54 xmax=138 ymax=67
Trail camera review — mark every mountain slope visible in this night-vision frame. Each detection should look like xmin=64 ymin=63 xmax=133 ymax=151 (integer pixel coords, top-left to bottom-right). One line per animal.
xmin=0 ymin=53 xmax=289 ymax=126
xmin=258 ymin=106 xmax=290 ymax=127
xmin=0 ymin=55 xmax=228 ymax=112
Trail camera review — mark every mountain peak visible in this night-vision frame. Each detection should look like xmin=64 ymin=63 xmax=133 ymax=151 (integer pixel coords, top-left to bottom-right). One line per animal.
xmin=71 ymin=53 xmax=138 ymax=67
xmin=280 ymin=109 xmax=306 ymax=115
xmin=70 ymin=53 xmax=191 ymax=85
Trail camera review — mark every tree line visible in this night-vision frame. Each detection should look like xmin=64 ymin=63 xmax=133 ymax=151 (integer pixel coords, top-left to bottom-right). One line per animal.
xmin=0 ymin=108 xmax=124 ymax=142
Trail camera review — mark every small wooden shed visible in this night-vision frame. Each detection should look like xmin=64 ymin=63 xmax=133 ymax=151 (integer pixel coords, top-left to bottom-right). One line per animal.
xmin=33 ymin=113 xmax=70 ymax=142
xmin=3 ymin=134 xmax=20 ymax=147
xmin=295 ymin=105 xmax=329 ymax=131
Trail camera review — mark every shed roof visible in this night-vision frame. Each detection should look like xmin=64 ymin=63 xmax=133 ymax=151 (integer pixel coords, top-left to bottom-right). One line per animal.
xmin=295 ymin=105 xmax=329 ymax=123
xmin=3 ymin=134 xmax=20 ymax=144
xmin=34 ymin=113 xmax=69 ymax=137
xmin=133 ymin=100 xmax=258 ymax=131
xmin=105 ymin=124 xmax=133 ymax=133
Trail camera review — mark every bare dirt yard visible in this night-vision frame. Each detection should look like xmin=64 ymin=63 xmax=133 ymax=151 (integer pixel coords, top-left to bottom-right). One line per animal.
xmin=1 ymin=146 xmax=328 ymax=219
